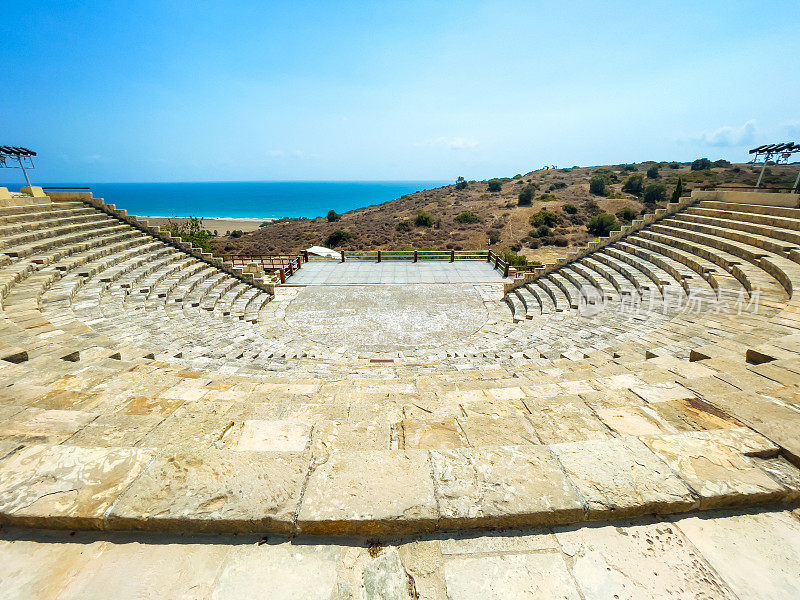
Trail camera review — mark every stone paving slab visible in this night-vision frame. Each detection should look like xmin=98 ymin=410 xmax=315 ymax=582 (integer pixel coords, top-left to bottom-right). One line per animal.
xmin=288 ymin=261 xmax=508 ymax=285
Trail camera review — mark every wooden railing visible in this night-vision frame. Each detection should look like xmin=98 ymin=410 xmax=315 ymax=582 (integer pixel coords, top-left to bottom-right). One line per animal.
xmin=339 ymin=249 xmax=516 ymax=277
xmin=218 ymin=252 xmax=308 ymax=284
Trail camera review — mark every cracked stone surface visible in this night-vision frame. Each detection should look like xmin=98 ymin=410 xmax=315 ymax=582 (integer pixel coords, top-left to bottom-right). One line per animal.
xmin=551 ymin=436 xmax=697 ymax=518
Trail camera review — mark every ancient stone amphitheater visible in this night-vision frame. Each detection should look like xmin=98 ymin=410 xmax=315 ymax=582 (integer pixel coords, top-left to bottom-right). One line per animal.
xmin=2 ymin=186 xmax=800 ymax=598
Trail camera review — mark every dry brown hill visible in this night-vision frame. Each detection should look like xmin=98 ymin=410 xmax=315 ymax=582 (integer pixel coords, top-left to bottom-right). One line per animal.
xmin=214 ymin=160 xmax=798 ymax=263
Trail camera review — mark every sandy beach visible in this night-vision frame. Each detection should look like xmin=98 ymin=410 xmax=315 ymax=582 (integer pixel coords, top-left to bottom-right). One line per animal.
xmin=136 ymin=216 xmax=268 ymax=234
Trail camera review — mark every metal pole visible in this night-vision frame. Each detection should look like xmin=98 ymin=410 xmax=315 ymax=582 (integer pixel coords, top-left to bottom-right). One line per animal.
xmin=755 ymin=154 xmax=771 ymax=190
xmin=17 ymin=157 xmax=32 ymax=187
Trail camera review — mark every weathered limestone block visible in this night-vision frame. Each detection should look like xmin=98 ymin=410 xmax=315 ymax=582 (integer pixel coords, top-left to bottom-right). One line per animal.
xmin=642 ymin=431 xmax=788 ymax=509
xmin=630 ymin=382 xmax=696 ymax=403
xmin=0 ymin=444 xmax=157 ymax=528
xmin=108 ymin=450 xmax=310 ymax=533
xmin=551 ymin=437 xmax=696 ymax=519
xmin=675 ymin=510 xmax=800 ymax=599
xmin=457 ymin=413 xmax=539 ymax=447
xmin=442 ymin=552 xmax=581 ymax=600
xmin=554 ymin=520 xmax=737 ymax=599
xmin=431 ymin=446 xmax=585 ymax=529
xmin=400 ymin=418 xmax=466 ymax=450
xmin=522 ymin=395 xmax=611 ymax=444
xmin=363 ymin=547 xmax=412 ymax=600
xmin=297 ymin=450 xmax=438 ymax=535
xmin=233 ymin=419 xmax=311 ymax=452
xmin=0 ymin=407 xmax=98 ymax=444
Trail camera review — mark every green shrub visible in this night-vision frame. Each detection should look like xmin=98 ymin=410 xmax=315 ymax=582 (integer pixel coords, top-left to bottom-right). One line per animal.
xmin=454 ymin=211 xmax=481 ymax=224
xmin=646 ymin=165 xmax=659 ymax=179
xmin=691 ymin=158 xmax=712 ymax=171
xmin=487 ymin=179 xmax=503 ymax=193
xmin=415 ymin=211 xmax=434 ymax=227
xmin=518 ymin=184 xmax=536 ymax=206
xmin=712 ymin=159 xmax=731 ymax=167
xmin=229 ymin=229 xmax=244 ymax=239
xmin=643 ymin=182 xmax=667 ymax=204
xmin=553 ymin=236 xmax=569 ymax=247
xmin=396 ymin=220 xmax=412 ymax=232
xmin=165 ymin=216 xmax=215 ymax=252
xmin=670 ymin=177 xmax=683 ymax=202
xmin=669 ymin=162 xmax=681 ymax=169
xmin=537 ymin=193 xmax=557 ymax=202
xmin=500 ymin=249 xmax=529 ymax=267
xmin=622 ymin=174 xmax=644 ymax=197
xmin=589 ymin=176 xmax=607 ymax=196
xmin=562 ymin=203 xmax=578 ymax=214
xmin=325 ymin=230 xmax=353 ymax=247
xmin=327 ymin=210 xmax=341 ymax=222
xmin=531 ymin=225 xmax=552 ymax=238
xmin=616 ymin=207 xmax=638 ymax=222
xmin=529 ymin=210 xmax=561 ymax=228
xmin=549 ymin=181 xmax=567 ymax=190
xmin=488 ymin=229 xmax=501 ymax=245
xmin=454 ymin=176 xmax=468 ymax=190
xmin=587 ymin=212 xmax=619 ymax=237
xmin=622 ymin=164 xmax=637 ymax=172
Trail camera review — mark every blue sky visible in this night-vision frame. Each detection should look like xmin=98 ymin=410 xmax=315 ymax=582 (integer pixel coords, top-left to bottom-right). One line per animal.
xmin=2 ymin=1 xmax=798 ymax=183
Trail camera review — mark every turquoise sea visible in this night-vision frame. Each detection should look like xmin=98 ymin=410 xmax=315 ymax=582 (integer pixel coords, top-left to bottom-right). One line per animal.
xmin=1 ymin=181 xmax=448 ymax=220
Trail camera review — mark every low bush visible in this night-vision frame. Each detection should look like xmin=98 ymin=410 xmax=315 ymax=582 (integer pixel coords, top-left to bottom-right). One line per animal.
xmin=530 ymin=225 xmax=552 ymax=238
xmin=165 ymin=216 xmax=214 ymax=252
xmin=643 ymin=182 xmax=667 ymax=204
xmin=488 ymin=229 xmax=501 ymax=245
xmin=325 ymin=229 xmax=353 ymax=247
xmin=518 ymin=184 xmax=536 ymax=206
xmin=500 ymin=249 xmax=529 ymax=267
xmin=530 ymin=210 xmax=561 ymax=228
xmin=454 ymin=176 xmax=468 ymax=190
xmin=562 ymin=203 xmax=578 ymax=214
xmin=487 ymin=179 xmax=503 ymax=193
xmin=691 ymin=158 xmax=712 ymax=171
xmin=589 ymin=176 xmax=607 ymax=196
xmin=622 ymin=174 xmax=644 ymax=197
xmin=454 ymin=211 xmax=481 ymax=224
xmin=396 ymin=220 xmax=412 ymax=232
xmin=616 ymin=207 xmax=638 ymax=222
xmin=669 ymin=162 xmax=681 ymax=169
xmin=646 ymin=165 xmax=659 ymax=179
xmin=549 ymin=181 xmax=567 ymax=190
xmin=587 ymin=212 xmax=619 ymax=237
xmin=415 ymin=211 xmax=434 ymax=227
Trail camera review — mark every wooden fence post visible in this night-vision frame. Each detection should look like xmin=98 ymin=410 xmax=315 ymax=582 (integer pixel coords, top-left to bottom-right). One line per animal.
xmin=341 ymin=251 xmax=345 ymax=263
xmin=377 ymin=250 xmax=382 ymax=263
xmin=279 ymin=269 xmax=286 ymax=284
xmin=414 ymin=250 xmax=418 ymax=263
xmin=450 ymin=249 xmax=455 ymax=263
xmin=504 ymin=263 xmax=510 ymax=278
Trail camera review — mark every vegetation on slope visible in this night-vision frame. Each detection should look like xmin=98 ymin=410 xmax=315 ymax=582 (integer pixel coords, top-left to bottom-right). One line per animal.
xmin=214 ymin=161 xmax=799 ymax=260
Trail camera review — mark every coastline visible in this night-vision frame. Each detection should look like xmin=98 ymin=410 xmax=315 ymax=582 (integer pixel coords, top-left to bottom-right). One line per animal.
xmin=137 ymin=216 xmax=271 ymax=234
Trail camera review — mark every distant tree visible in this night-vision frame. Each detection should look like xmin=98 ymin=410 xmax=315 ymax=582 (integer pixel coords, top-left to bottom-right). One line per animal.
xmin=487 ymin=179 xmax=503 ymax=193
xmin=518 ymin=184 xmax=536 ymax=206
xmin=646 ymin=165 xmax=660 ymax=179
xmin=668 ymin=162 xmax=681 ymax=169
xmin=455 ymin=176 xmax=468 ymax=190
xmin=164 ymin=216 xmax=215 ymax=252
xmin=712 ymin=159 xmax=731 ymax=167
xmin=589 ymin=176 xmax=607 ymax=196
xmin=643 ymin=182 xmax=667 ymax=205
xmin=622 ymin=164 xmax=638 ymax=172
xmin=454 ymin=211 xmax=481 ymax=224
xmin=325 ymin=229 xmax=353 ymax=247
xmin=587 ymin=212 xmax=619 ymax=237
xmin=326 ymin=210 xmax=341 ymax=222
xmin=562 ymin=203 xmax=578 ymax=214
xmin=415 ymin=211 xmax=434 ymax=227
xmin=691 ymin=158 xmax=712 ymax=171
xmin=671 ymin=177 xmax=683 ymax=203
xmin=622 ymin=174 xmax=644 ymax=197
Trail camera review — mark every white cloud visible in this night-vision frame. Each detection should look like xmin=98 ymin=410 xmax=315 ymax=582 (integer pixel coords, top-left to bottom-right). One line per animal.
xmin=784 ymin=121 xmax=800 ymax=139
xmin=693 ymin=120 xmax=757 ymax=147
xmin=416 ymin=137 xmax=479 ymax=150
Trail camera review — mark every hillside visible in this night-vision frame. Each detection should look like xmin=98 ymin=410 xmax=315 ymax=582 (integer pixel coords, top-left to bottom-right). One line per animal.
xmin=214 ymin=160 xmax=799 ymax=262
